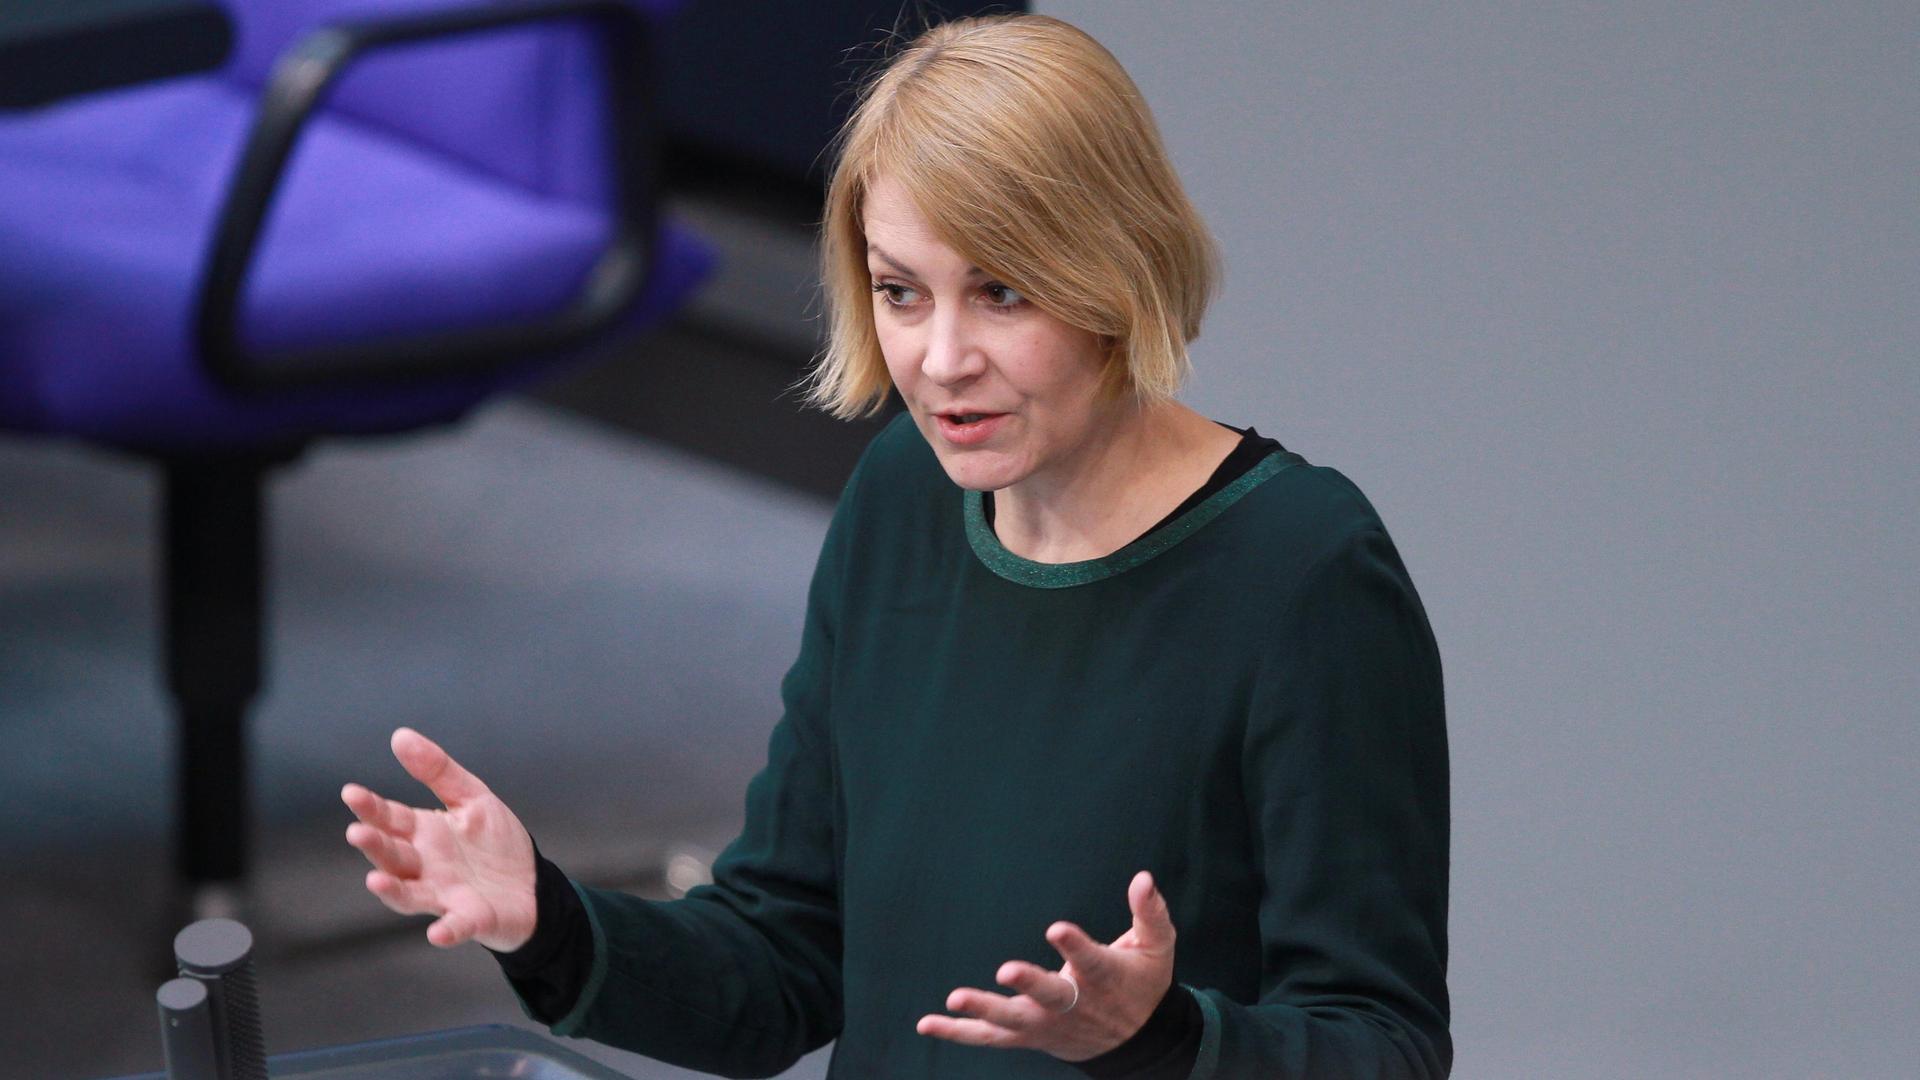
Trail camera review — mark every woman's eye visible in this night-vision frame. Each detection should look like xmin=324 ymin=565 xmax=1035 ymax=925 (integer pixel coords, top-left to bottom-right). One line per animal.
xmin=982 ymin=283 xmax=1025 ymax=308
xmin=871 ymin=282 xmax=920 ymax=306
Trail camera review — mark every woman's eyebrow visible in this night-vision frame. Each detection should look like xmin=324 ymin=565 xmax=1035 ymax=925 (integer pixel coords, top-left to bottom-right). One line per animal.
xmin=866 ymin=246 xmax=915 ymax=277
xmin=866 ymin=245 xmax=983 ymax=278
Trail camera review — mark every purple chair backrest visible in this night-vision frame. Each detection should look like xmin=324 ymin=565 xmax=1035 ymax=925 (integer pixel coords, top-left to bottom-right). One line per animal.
xmin=223 ymin=0 xmax=670 ymax=205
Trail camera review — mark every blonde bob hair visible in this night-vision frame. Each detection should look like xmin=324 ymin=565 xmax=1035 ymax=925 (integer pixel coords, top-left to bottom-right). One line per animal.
xmin=805 ymin=13 xmax=1220 ymax=419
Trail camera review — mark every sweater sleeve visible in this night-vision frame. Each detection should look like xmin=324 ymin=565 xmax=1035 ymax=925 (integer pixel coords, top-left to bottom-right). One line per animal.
xmin=1193 ymin=526 xmax=1452 ymax=1079
xmin=520 ymin=457 xmax=860 ymax=1077
xmin=491 ymin=846 xmax=594 ymax=1019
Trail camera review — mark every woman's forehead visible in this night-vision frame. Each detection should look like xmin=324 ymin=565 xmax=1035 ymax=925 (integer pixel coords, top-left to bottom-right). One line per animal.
xmin=861 ymin=175 xmax=929 ymax=230
xmin=861 ymin=179 xmax=972 ymax=269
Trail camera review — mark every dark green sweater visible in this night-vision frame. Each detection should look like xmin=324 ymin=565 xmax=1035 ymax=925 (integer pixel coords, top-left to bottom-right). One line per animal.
xmin=527 ymin=414 xmax=1451 ymax=1078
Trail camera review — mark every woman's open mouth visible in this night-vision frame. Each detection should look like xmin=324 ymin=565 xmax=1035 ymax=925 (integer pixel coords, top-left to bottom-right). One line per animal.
xmin=934 ymin=411 xmax=1008 ymax=445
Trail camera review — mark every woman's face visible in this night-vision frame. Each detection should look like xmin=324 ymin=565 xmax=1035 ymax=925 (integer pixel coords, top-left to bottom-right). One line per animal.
xmin=864 ymin=175 xmax=1116 ymax=495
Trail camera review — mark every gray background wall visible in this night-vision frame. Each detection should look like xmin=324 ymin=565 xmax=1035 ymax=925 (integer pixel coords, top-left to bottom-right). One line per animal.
xmin=1036 ymin=2 xmax=1918 ymax=1076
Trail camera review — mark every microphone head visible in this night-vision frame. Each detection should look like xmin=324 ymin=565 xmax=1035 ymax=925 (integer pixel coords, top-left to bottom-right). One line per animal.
xmin=156 ymin=977 xmax=210 ymax=1011
xmin=174 ymin=917 xmax=254 ymax=976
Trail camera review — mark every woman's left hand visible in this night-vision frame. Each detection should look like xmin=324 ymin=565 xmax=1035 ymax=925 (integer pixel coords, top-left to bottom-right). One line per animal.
xmin=916 ymin=870 xmax=1176 ymax=1062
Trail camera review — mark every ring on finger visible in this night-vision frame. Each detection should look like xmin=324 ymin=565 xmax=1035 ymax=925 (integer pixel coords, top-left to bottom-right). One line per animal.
xmin=1059 ymin=971 xmax=1080 ymax=1014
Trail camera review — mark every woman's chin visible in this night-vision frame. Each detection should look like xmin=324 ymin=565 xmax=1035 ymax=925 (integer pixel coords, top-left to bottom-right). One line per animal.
xmin=931 ymin=449 xmax=1022 ymax=493
xmin=939 ymin=465 xmax=1008 ymax=493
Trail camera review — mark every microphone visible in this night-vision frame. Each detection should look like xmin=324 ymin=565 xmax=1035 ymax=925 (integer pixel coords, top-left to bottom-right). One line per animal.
xmin=159 ymin=918 xmax=268 ymax=1080
xmin=156 ymin=978 xmax=219 ymax=1080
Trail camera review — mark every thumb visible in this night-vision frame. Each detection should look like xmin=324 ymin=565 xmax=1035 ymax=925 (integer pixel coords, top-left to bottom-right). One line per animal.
xmin=1127 ymin=871 xmax=1176 ymax=950
xmin=392 ymin=727 xmax=491 ymax=809
xmin=426 ymin=907 xmax=480 ymax=949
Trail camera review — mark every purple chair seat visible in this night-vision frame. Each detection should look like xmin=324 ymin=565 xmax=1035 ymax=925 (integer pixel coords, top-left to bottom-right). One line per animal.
xmin=0 ymin=76 xmax=710 ymax=449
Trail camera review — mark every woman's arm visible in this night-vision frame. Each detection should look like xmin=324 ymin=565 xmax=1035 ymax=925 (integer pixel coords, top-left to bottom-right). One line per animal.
xmin=1198 ymin=526 xmax=1453 ymax=1079
xmin=345 ymin=447 xmax=866 ymax=1077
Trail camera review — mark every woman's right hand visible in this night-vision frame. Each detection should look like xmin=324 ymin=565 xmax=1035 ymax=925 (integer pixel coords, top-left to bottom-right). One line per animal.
xmin=341 ymin=727 xmax=538 ymax=952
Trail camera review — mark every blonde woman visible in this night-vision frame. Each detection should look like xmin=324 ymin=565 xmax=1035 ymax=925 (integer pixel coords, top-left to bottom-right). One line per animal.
xmin=343 ymin=14 xmax=1450 ymax=1078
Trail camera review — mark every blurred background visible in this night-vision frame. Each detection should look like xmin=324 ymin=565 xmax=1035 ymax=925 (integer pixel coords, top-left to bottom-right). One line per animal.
xmin=1 ymin=2 xmax=1914 ymax=1078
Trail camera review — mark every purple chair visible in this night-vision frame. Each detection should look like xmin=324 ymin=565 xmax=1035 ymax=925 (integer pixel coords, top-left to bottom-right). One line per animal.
xmin=0 ymin=0 xmax=713 ymax=916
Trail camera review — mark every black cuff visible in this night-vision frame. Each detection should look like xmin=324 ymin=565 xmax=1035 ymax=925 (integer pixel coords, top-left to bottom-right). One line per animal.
xmin=487 ymin=843 xmax=593 ymax=1021
xmin=1073 ymin=981 xmax=1203 ymax=1079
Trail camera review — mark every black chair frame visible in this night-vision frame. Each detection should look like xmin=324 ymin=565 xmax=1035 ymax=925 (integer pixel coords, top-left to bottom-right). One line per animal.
xmin=151 ymin=0 xmax=662 ymax=913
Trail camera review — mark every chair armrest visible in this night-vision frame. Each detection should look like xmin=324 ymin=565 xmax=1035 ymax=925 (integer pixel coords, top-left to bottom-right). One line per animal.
xmin=195 ymin=0 xmax=660 ymax=393
xmin=0 ymin=0 xmax=234 ymax=109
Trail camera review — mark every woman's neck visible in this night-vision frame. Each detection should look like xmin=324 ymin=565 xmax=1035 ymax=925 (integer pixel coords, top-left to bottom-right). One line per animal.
xmin=992 ymin=401 xmax=1240 ymax=564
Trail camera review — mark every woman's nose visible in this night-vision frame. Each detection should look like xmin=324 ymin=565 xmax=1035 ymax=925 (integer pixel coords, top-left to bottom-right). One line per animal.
xmin=920 ymin=309 xmax=986 ymax=385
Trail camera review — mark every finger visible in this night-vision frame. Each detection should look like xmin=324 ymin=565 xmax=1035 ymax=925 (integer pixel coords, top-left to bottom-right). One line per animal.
xmin=1046 ymin=921 xmax=1108 ymax=979
xmin=391 ymin=727 xmax=491 ymax=809
xmin=944 ymin=986 xmax=1046 ymax=1032
xmin=341 ymin=783 xmax=417 ymax=839
xmin=996 ymin=960 xmax=1078 ymax=1013
xmin=1127 ymin=870 xmax=1177 ymax=950
xmin=915 ymin=1014 xmax=1021 ymax=1048
xmin=345 ymin=822 xmax=423 ymax=879
xmin=426 ymin=908 xmax=480 ymax=949
xmin=365 ymin=869 xmax=440 ymax=916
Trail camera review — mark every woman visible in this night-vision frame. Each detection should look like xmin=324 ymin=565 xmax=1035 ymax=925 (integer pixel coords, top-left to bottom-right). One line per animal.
xmin=341 ymin=14 xmax=1450 ymax=1079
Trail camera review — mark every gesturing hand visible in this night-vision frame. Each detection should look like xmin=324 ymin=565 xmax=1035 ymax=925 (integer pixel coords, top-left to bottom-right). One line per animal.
xmin=916 ymin=871 xmax=1177 ymax=1063
xmin=340 ymin=727 xmax=538 ymax=952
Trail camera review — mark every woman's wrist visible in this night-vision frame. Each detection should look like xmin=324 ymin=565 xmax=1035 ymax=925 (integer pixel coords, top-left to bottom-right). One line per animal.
xmin=491 ymin=846 xmax=571 ymax=972
xmin=1072 ymin=980 xmax=1202 ymax=1079
xmin=487 ymin=845 xmax=595 ymax=1025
